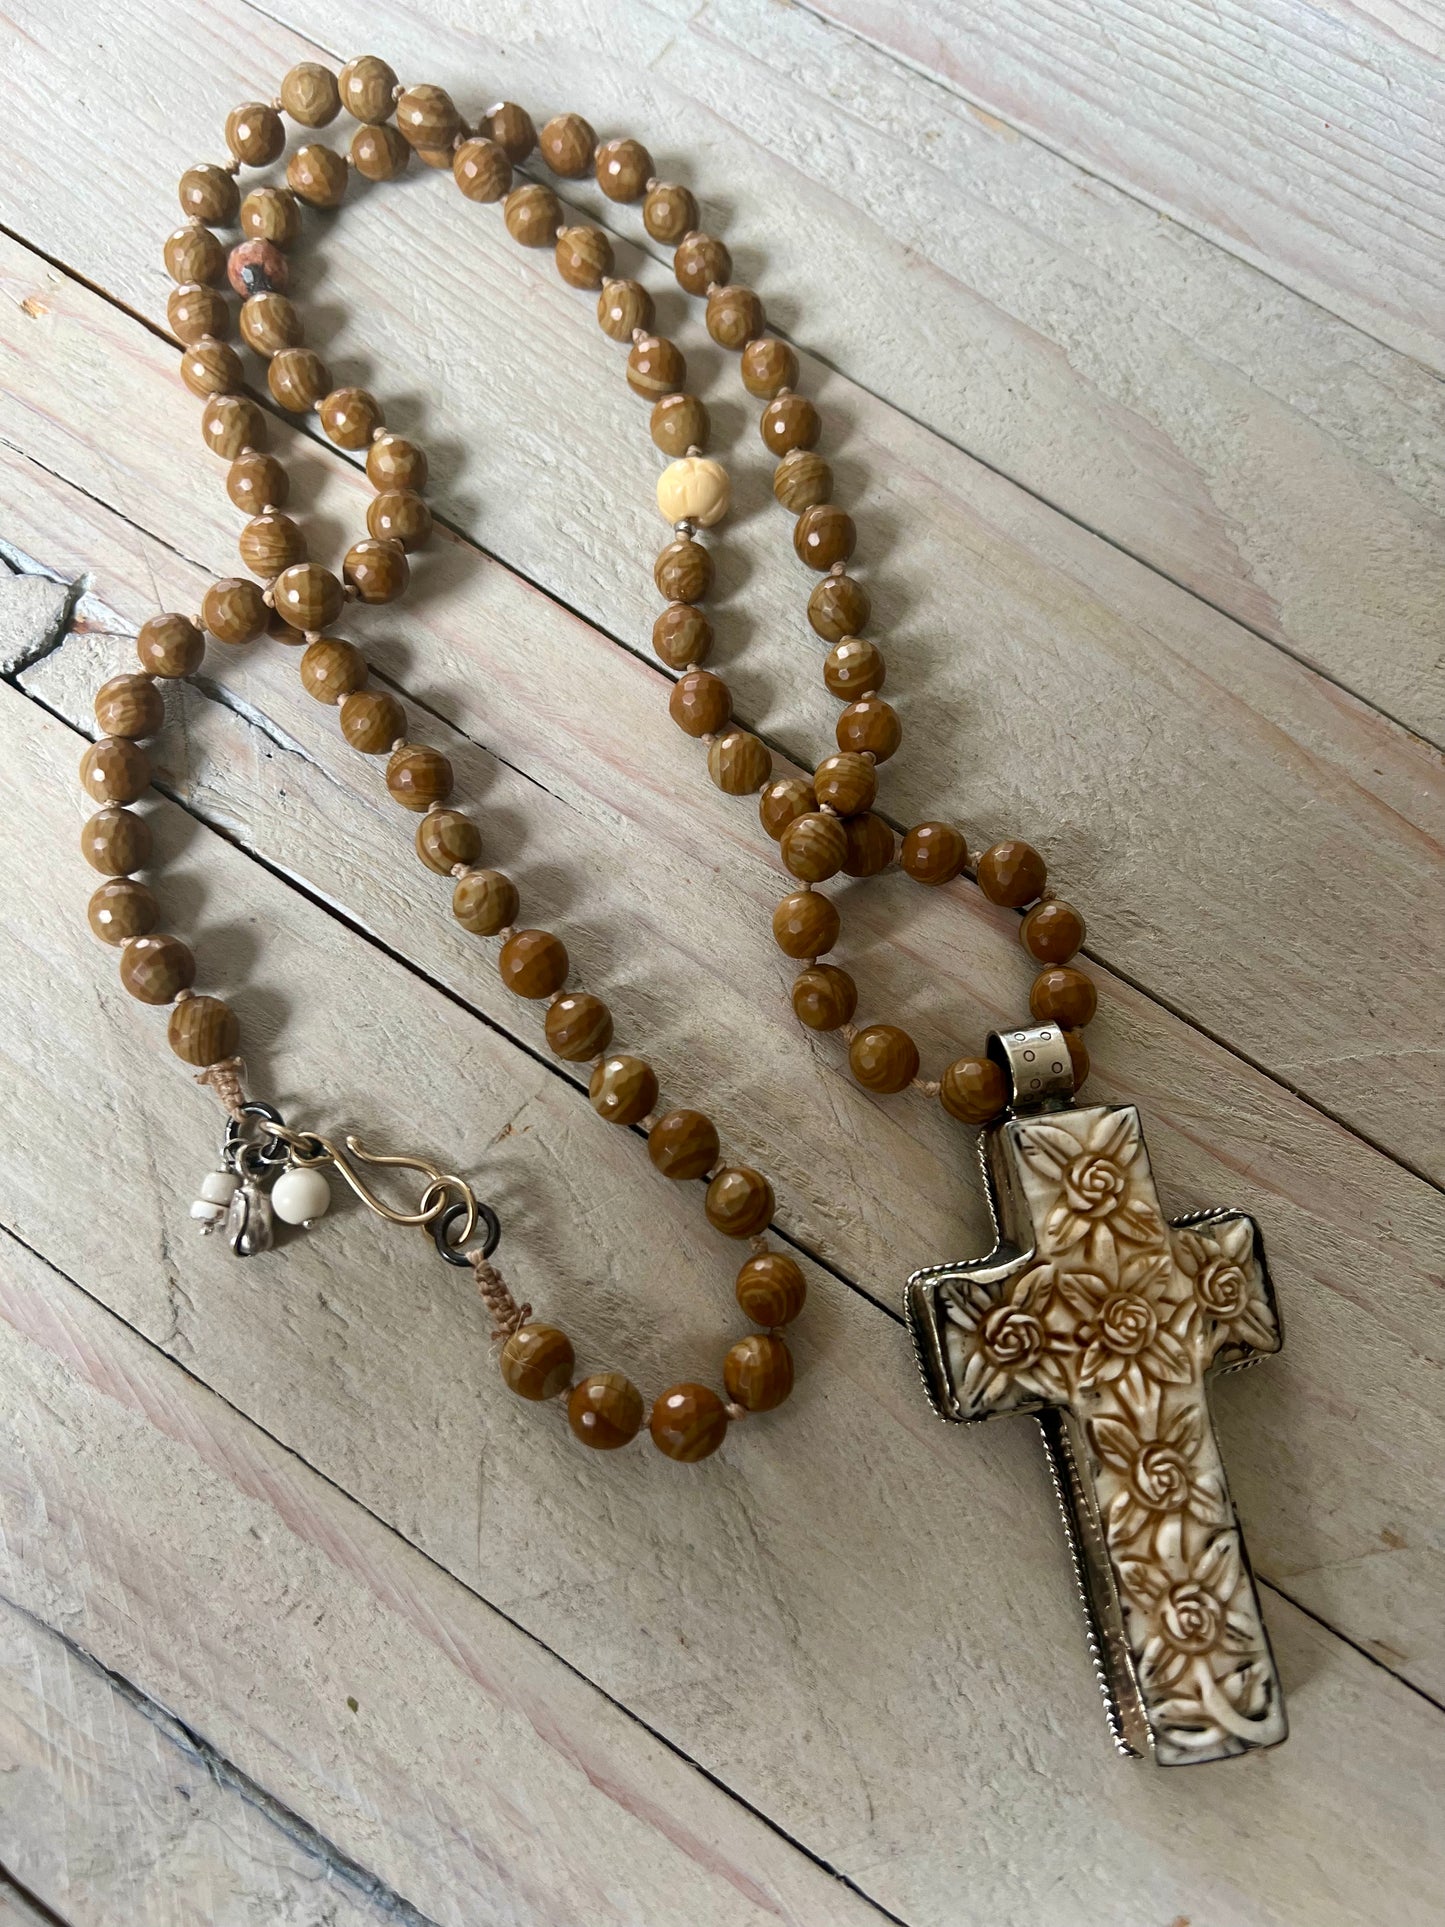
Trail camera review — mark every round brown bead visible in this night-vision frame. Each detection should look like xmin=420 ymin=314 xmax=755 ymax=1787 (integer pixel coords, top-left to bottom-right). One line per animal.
xmin=338 ymin=688 xmax=404 ymax=754
xmin=705 ymin=1167 xmax=774 ymax=1239
xmin=597 ymin=278 xmax=654 ymax=343
xmin=416 ymin=808 xmax=481 ymax=875
xmin=1065 ymin=1028 xmax=1090 ymax=1092
xmin=366 ymin=435 xmax=428 ymax=493
xmin=794 ymin=504 xmax=855 ymax=571
xmin=119 ymin=933 xmax=194 ymax=1005
xmin=137 ymin=613 xmax=204 ymax=679
xmin=544 ymin=992 xmax=613 ymax=1062
xmin=707 ymin=730 xmax=771 ymax=795
xmin=650 ymin=1384 xmax=729 ymax=1462
xmin=902 ymin=821 xmax=967 ymax=887
xmin=498 ymin=929 xmax=569 ymax=999
xmin=568 ymin=1373 xmax=643 ymax=1450
xmin=812 ymin=750 xmax=876 ymax=816
xmin=669 ymin=669 xmax=731 ymax=739
xmin=168 ymin=994 xmax=240 ymax=1067
xmin=791 ymin=963 xmax=856 ymax=1031
xmin=453 ymin=137 xmax=511 ymax=202
xmin=977 ymin=839 xmax=1047 ymax=909
xmin=642 ymin=181 xmax=697 ymax=245
xmin=1030 ymin=966 xmax=1098 ymax=1030
xmin=178 ymin=164 xmax=239 ymax=226
xmin=538 ymin=112 xmax=595 ymax=178
xmin=280 ymin=61 xmax=341 ymax=127
xmin=653 ymin=539 xmax=713 ymax=604
xmin=385 ymin=744 xmax=453 ymax=812
xmin=81 ymin=806 xmax=151 ymax=875
xmin=674 ymin=231 xmax=731 ymax=296
xmin=822 ymin=638 xmax=883 ymax=701
xmin=272 ymin=564 xmax=343 ymax=634
xmin=741 ymin=337 xmax=798 ymax=399
xmin=367 ymin=490 xmax=433 ymax=551
xmin=350 ymin=123 xmax=410 ymax=182
xmin=842 ymin=812 xmax=895 ymax=878
xmin=228 ymin=237 xmax=289 ymax=297
xmin=724 ymin=1333 xmax=794 ymax=1412
xmin=939 ymin=1055 xmax=1007 ymax=1126
xmin=395 ymin=84 xmax=460 ymax=152
xmin=759 ymin=776 xmax=816 ymax=841
xmin=773 ymin=450 xmax=831 ymax=514
xmin=286 ymin=143 xmax=348 ymax=208
xmin=780 ymin=810 xmax=846 ymax=883
xmin=320 ymin=386 xmax=384 ymax=449
xmin=484 ymin=102 xmax=536 ymax=164
xmin=226 ymin=101 xmax=285 ymax=167
xmin=300 ymin=637 xmax=367 ymax=704
xmin=837 ymin=697 xmax=901 ymax=762
xmin=94 ymin=674 xmax=162 ymax=740
xmin=338 ymin=55 xmax=398 ymax=124
xmin=772 ymin=889 xmax=840 ymax=959
xmin=849 ymin=1024 xmax=920 ymax=1094
xmin=167 ymin=282 xmax=229 ymax=345
xmin=499 ymin=1324 xmax=575 ymax=1402
xmin=589 ymin=1054 xmax=658 ymax=1126
xmin=650 ymin=393 xmax=709 ymax=458
xmin=201 ymin=394 xmax=266 ymax=459
xmin=80 ymin=738 xmax=148 ymax=805
xmin=1021 ymin=899 xmax=1085 ymax=965
xmin=736 ymin=1252 xmax=806 ymax=1328
xmin=227 ymin=451 xmax=289 ymax=515
xmin=165 ymin=223 xmax=225 ymax=286
xmin=452 ymin=869 xmax=519 ymax=936
xmin=652 ymin=603 xmax=711 ymax=670
xmin=647 ymin=1109 xmax=719 ymax=1181
xmin=267 ymin=606 xmax=308 ymax=647
xmin=268 ymin=347 xmax=331 ymax=411
xmin=760 ymin=393 xmax=820 ymax=456
xmin=179 ymin=338 xmax=243 ymax=399
xmin=239 ymin=511 xmax=306 ymax=578
xmin=87 ymin=877 xmax=158 ymax=946
xmin=240 ymin=186 xmax=301 ymax=247
xmin=344 ymin=539 xmax=409 ymax=604
xmin=503 ymin=182 xmax=562 ymax=247
xmin=807 ymin=573 xmax=870 ymax=644
xmin=705 ymin=284 xmax=763 ymax=350
xmin=595 ymin=136 xmax=652 ymax=201
xmin=626 ymin=334 xmax=685 ymax=401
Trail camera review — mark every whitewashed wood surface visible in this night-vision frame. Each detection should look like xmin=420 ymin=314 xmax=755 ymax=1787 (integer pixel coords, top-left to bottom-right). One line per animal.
xmin=1 ymin=0 xmax=1443 ymax=1921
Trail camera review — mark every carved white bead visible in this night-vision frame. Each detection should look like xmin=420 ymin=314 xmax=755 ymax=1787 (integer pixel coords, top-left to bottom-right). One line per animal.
xmin=656 ymin=456 xmax=730 ymax=528
xmin=200 ymin=1170 xmax=239 ymax=1204
xmin=271 ymin=1165 xmax=333 ymax=1225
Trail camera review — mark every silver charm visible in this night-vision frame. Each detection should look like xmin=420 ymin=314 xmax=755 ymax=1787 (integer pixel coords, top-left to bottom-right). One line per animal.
xmin=225 ymin=1177 xmax=274 ymax=1256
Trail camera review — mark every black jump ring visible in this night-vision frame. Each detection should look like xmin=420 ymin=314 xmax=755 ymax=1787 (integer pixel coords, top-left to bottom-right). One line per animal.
xmin=432 ymin=1200 xmax=502 ymax=1267
xmin=223 ymin=1100 xmax=289 ymax=1169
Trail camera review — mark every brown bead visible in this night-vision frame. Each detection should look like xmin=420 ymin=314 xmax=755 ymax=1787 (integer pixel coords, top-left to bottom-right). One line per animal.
xmin=650 ymin=1383 xmax=729 ymax=1462
xmin=338 ymin=54 xmax=398 ymax=124
xmin=647 ymin=1109 xmax=719 ymax=1181
xmin=280 ymin=61 xmax=341 ymax=127
xmin=724 ymin=1333 xmax=794 ymax=1411
xmin=977 ymin=839 xmax=1047 ymax=909
xmin=118 ymin=933 xmax=194 ymax=1005
xmin=498 ymin=929 xmax=569 ymax=999
xmin=653 ymin=603 xmax=711 ymax=670
xmin=837 ymin=697 xmax=901 ymax=762
xmin=643 ymin=181 xmax=697 ymax=245
xmin=239 ymin=511 xmax=306 ymax=578
xmin=268 ymin=347 xmax=331 ymax=411
xmin=554 ymin=224 xmax=612 ymax=290
xmin=772 ymin=450 xmax=830 ymax=515
xmin=739 ymin=338 xmax=797 ymax=401
xmin=544 ymin=992 xmax=614 ymax=1062
xmin=367 ymin=490 xmax=432 ymax=551
xmin=759 ymin=776 xmax=815 ymax=841
xmin=499 ymin=1324 xmax=575 ymax=1401
xmin=1021 ymin=899 xmax=1086 ymax=965
xmin=338 ymin=688 xmax=405 ymax=754
xmin=653 ymin=538 xmax=712 ymax=603
xmin=396 ymin=84 xmax=460 ymax=152
xmin=1065 ymin=1028 xmax=1090 ymax=1092
xmin=669 ymin=668 xmax=731 ymax=738
xmin=902 ymin=821 xmax=967 ymax=887
xmin=794 ymin=504 xmax=855 ymax=571
xmin=760 ymin=393 xmax=820 ymax=456
xmin=320 ymin=386 xmax=383 ymax=449
xmin=484 ymin=102 xmax=536 ymax=164
xmin=736 ymin=1253 xmax=806 ymax=1328
xmin=822 ymin=638 xmax=883 ymax=700
xmin=94 ymin=674 xmax=163 ymax=740
xmin=179 ymin=337 xmax=243 ymax=398
xmin=705 ymin=1167 xmax=774 ymax=1238
xmin=226 ymin=101 xmax=285 ymax=167
xmin=674 ymin=231 xmax=731 ymax=296
xmin=167 ymin=283 xmax=229 ymax=345
xmin=1030 ymin=966 xmax=1098 ymax=1030
xmin=453 ymin=137 xmax=511 ymax=202
xmin=812 ymin=750 xmax=876 ymax=816
xmin=807 ymin=573 xmax=870 ymax=644
xmin=452 ymin=868 xmax=519 ymax=936
xmin=137 ymin=613 xmax=204 ymax=679
xmin=165 ymin=224 xmax=225 ymax=285
xmin=385 ymin=744 xmax=453 ymax=812
xmin=240 ymin=186 xmax=301 ymax=247
xmin=705 ymin=284 xmax=764 ymax=351
xmin=849 ymin=1024 xmax=920 ymax=1094
xmin=842 ymin=812 xmax=895 ymax=878
xmin=178 ymin=164 xmax=239 ymax=226
xmin=780 ymin=810 xmax=846 ymax=883
xmin=267 ymin=606 xmax=308 ymax=647
xmin=772 ymin=889 xmax=840 ymax=959
xmin=227 ymin=237 xmax=289 ymax=297
xmin=594 ymin=136 xmax=652 ymax=201
xmin=350 ymin=123 xmax=410 ymax=182
xmin=168 ymin=994 xmax=240 ymax=1067
xmin=299 ymin=637 xmax=367 ymax=704
xmin=589 ymin=1054 xmax=658 ymax=1126
xmin=286 ymin=143 xmax=348 ymax=208
xmin=597 ymin=278 xmax=654 ymax=343
xmin=791 ymin=963 xmax=857 ymax=1031
xmin=272 ymin=563 xmax=343 ymax=634
xmin=503 ymin=182 xmax=562 ymax=247
xmin=80 ymin=738 xmax=148 ymax=805
xmin=626 ymin=334 xmax=684 ymax=401
xmin=201 ymin=394 xmax=265 ymax=459
xmin=366 ymin=435 xmax=428 ymax=492
xmin=650 ymin=393 xmax=709 ymax=458
xmin=539 ymin=113 xmax=595 ymax=178
xmin=344 ymin=539 xmax=409 ymax=604
xmin=416 ymin=808 xmax=481 ymax=875
xmin=87 ymin=877 xmax=158 ymax=945
xmin=226 ymin=451 xmax=288 ymax=514
xmin=81 ymin=806 xmax=151 ymax=875
xmin=568 ymin=1373 xmax=643 ymax=1450
xmin=707 ymin=730 xmax=771 ymax=795
xmin=939 ymin=1055 xmax=1008 ymax=1126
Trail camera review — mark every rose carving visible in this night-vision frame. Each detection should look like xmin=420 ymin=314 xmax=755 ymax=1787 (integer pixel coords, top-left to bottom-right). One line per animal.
xmin=1131 ymin=1441 xmax=1192 ymax=1510
xmin=979 ymin=1302 xmax=1047 ymax=1373
xmin=1062 ymin=1153 xmax=1125 ymax=1220
xmin=1096 ymin=1291 xmax=1158 ymax=1356
xmin=1161 ymin=1581 xmax=1223 ymax=1655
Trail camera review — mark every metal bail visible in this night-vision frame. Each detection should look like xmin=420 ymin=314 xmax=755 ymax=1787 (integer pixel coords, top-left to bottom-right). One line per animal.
xmin=986 ymin=1024 xmax=1075 ymax=1115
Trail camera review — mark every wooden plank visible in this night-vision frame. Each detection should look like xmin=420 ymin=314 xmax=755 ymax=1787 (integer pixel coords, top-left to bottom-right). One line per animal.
xmin=0 ymin=1879 xmax=63 ymax=1927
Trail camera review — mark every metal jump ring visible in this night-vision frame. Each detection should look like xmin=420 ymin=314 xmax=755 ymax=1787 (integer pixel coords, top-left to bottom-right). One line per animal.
xmin=431 ymin=1199 xmax=502 ymax=1267
xmin=223 ymin=1100 xmax=290 ymax=1170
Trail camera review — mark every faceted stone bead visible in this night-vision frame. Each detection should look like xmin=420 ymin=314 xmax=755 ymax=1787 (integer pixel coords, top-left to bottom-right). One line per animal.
xmin=350 ymin=124 xmax=410 ymax=182
xmin=647 ymin=1109 xmax=719 ymax=1181
xmin=179 ymin=338 xmax=243 ymax=398
xmin=87 ymin=878 xmax=158 ymax=945
xmin=724 ymin=1333 xmax=794 ymax=1411
xmin=272 ymin=563 xmax=343 ymax=634
xmin=626 ymin=334 xmax=685 ymax=401
xmin=791 ymin=963 xmax=857 ymax=1031
xmin=556 ymin=224 xmax=613 ymax=290
xmin=544 ymin=992 xmax=613 ymax=1061
xmin=650 ymin=393 xmax=709 ymax=458
xmin=226 ymin=101 xmax=285 ymax=165
xmin=773 ymin=449 xmax=831 ymax=514
xmin=499 ymin=1324 xmax=575 ymax=1401
xmin=736 ymin=1252 xmax=807 ymax=1327
xmin=812 ymin=750 xmax=876 ymax=816
xmin=650 ymin=1383 xmax=729 ymax=1462
xmin=741 ymin=337 xmax=798 ymax=399
xmin=81 ymin=806 xmax=151 ymax=875
xmin=367 ymin=490 xmax=433 ymax=551
xmin=168 ymin=994 xmax=240 ymax=1066
xmin=538 ymin=112 xmax=595 ymax=178
xmin=240 ymin=186 xmax=301 ymax=247
xmin=338 ymin=688 xmax=404 ymax=753
xmin=595 ymin=136 xmax=652 ymax=201
xmin=771 ymin=889 xmax=840 ymax=959
xmin=396 ymin=84 xmax=460 ymax=152
xmin=849 ymin=1024 xmax=920 ymax=1094
xmin=197 ymin=573 xmax=263 ymax=659
xmin=164 ymin=224 xmax=226 ymax=286
xmin=705 ymin=1166 xmax=774 ymax=1238
xmin=939 ymin=1056 xmax=1008 ymax=1126
xmin=239 ymin=511 xmax=306 ymax=578
xmin=228 ymin=237 xmax=289 ymax=297
xmin=267 ymin=607 xmax=308 ymax=646
xmin=503 ymin=182 xmax=562 ymax=247
xmin=807 ymin=573 xmax=870 ymax=644
xmin=794 ymin=504 xmax=855 ymax=572
xmin=178 ymin=164 xmax=239 ymax=225
xmin=706 ymin=730 xmax=771 ymax=795
xmin=760 ymin=393 xmax=821 ymax=457
xmin=902 ymin=821 xmax=967 ymax=886
xmin=299 ymin=637 xmax=367 ymax=704
xmin=1065 ymin=1028 xmax=1090 ymax=1091
xmin=201 ymin=395 xmax=266 ymax=459
xmin=588 ymin=1054 xmax=658 ymax=1126
xmin=80 ymin=738 xmax=149 ymax=805
xmin=1021 ymin=899 xmax=1085 ymax=964
xmin=453 ymin=137 xmax=511 ymax=202
xmin=781 ymin=810 xmax=846 ymax=883
xmin=568 ymin=1373 xmax=643 ymax=1450
xmin=597 ymin=278 xmax=654 ymax=343
xmin=344 ymin=539 xmax=409 ymax=604
xmin=759 ymin=776 xmax=815 ymax=841
xmin=484 ymin=102 xmax=536 ymax=163
xmin=238 ymin=290 xmax=303 ymax=356
xmin=167 ymin=283 xmax=229 ymax=344
xmin=286 ymin=143 xmax=348 ymax=208
xmin=657 ymin=457 xmax=729 ymax=528
xmin=498 ymin=929 xmax=569 ymax=999
xmin=1030 ymin=966 xmax=1098 ymax=1030
xmin=652 ymin=603 xmax=712 ymax=670
xmin=416 ymin=808 xmax=481 ymax=875
xmin=280 ymin=61 xmax=341 ymax=127
xmin=385 ymin=744 xmax=453 ymax=811
xmin=668 ymin=669 xmax=731 ymax=738
xmin=226 ymin=452 xmax=289 ymax=514
xmin=653 ymin=538 xmax=713 ymax=603
xmin=94 ymin=674 xmax=163 ymax=740
xmin=137 ymin=613 xmax=204 ymax=679
xmin=642 ymin=181 xmax=697 ymax=245
xmin=338 ymin=54 xmax=398 ymax=123
xmin=837 ymin=697 xmax=901 ymax=761
xmin=705 ymin=284 xmax=764 ymax=351
xmin=674 ymin=231 xmax=731 ymax=296
xmin=366 ymin=435 xmax=428 ymax=492
xmin=268 ymin=347 xmax=331 ymax=411
xmin=976 ymin=839 xmax=1046 ymax=908
xmin=119 ymin=933 xmax=195 ymax=1004
xmin=452 ymin=868 xmax=520 ymax=936
xmin=842 ymin=812 xmax=895 ymax=878
xmin=320 ymin=386 xmax=384 ymax=449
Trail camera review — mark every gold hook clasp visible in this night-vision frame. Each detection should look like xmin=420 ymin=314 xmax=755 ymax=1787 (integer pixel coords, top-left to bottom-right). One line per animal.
xmin=284 ymin=1129 xmax=478 ymax=1247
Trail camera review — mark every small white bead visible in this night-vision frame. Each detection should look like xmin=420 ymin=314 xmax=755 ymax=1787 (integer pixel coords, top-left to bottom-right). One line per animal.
xmin=190 ymin=1199 xmax=225 ymax=1222
xmin=200 ymin=1170 xmax=240 ymax=1205
xmin=656 ymin=456 xmax=730 ymax=528
xmin=271 ymin=1165 xmax=332 ymax=1225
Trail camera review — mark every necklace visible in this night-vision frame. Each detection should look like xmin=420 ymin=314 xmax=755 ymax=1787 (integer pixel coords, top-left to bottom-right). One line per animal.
xmin=77 ymin=53 xmax=1287 ymax=1765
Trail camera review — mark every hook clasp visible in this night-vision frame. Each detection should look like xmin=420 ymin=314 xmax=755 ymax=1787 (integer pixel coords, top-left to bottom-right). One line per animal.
xmin=283 ymin=1129 xmax=479 ymax=1248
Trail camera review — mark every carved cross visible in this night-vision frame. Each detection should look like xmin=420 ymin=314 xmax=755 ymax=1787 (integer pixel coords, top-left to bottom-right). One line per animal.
xmin=907 ymin=1028 xmax=1288 ymax=1766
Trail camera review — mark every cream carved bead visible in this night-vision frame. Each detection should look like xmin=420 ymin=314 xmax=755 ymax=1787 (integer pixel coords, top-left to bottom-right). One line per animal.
xmin=656 ymin=456 xmax=730 ymax=529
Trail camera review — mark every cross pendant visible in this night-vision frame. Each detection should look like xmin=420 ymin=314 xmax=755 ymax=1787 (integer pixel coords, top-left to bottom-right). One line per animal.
xmin=907 ymin=1026 xmax=1288 ymax=1766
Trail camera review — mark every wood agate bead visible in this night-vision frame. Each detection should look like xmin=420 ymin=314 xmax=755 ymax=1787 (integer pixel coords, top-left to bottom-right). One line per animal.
xmin=650 ymin=1384 xmax=728 ymax=1462
xmin=653 ymin=603 xmax=711 ymax=669
xmin=287 ymin=143 xmax=348 ymax=208
xmin=650 ymin=393 xmax=710 ymax=458
xmin=597 ymin=278 xmax=654 ymax=343
xmin=760 ymin=393 xmax=820 ymax=456
xmin=238 ymin=290 xmax=301 ymax=357
xmin=168 ymin=994 xmax=240 ymax=1066
xmin=416 ymin=808 xmax=481 ymax=875
xmin=813 ymin=750 xmax=875 ymax=815
xmin=452 ymin=136 xmax=511 ymax=201
xmin=772 ymin=889 xmax=840 ymax=959
xmin=791 ymin=963 xmax=856 ymax=1031
xmin=228 ymin=237 xmax=288 ymax=296
xmin=88 ymin=877 xmax=159 ymax=945
xmin=499 ymin=1324 xmax=575 ymax=1401
xmin=239 ymin=511 xmax=306 ymax=578
xmin=538 ymin=113 xmax=595 ymax=178
xmin=669 ymin=668 xmax=731 ymax=738
xmin=568 ymin=1373 xmax=643 ymax=1450
xmin=842 ymin=813 xmax=895 ymax=878
xmin=178 ymin=164 xmax=239 ymax=226
xmin=164 ymin=224 xmax=225 ymax=285
xmin=781 ymin=810 xmax=846 ymax=883
xmin=657 ymin=457 xmax=729 ymax=528
xmin=977 ymin=839 xmax=1046 ymax=908
xmin=367 ymin=435 xmax=428 ymax=492
xmin=273 ymin=563 xmax=343 ymax=633
xmin=793 ymin=504 xmax=855 ymax=570
xmin=118 ymin=933 xmax=194 ymax=1004
xmin=674 ymin=231 xmax=731 ymax=296
xmin=736 ymin=1252 xmax=806 ymax=1327
xmin=321 ymin=386 xmax=383 ymax=448
xmin=240 ymin=186 xmax=301 ymax=247
xmin=902 ymin=821 xmax=966 ymax=886
xmin=773 ymin=450 xmax=831 ymax=514
xmin=344 ymin=539 xmax=409 ymax=604
xmin=137 ymin=613 xmax=204 ymax=679
xmin=498 ymin=929 xmax=569 ymax=999
xmin=653 ymin=538 xmax=712 ymax=603
xmin=483 ymin=102 xmax=536 ymax=164
xmin=1030 ymin=966 xmax=1097 ymax=1030
xmin=823 ymin=638 xmax=884 ymax=700
xmin=268 ymin=347 xmax=331 ymax=411
xmin=642 ymin=181 xmax=697 ymax=245
xmin=367 ymin=490 xmax=432 ymax=551
xmin=179 ymin=338 xmax=243 ymax=398
xmin=544 ymin=992 xmax=613 ymax=1061
xmin=81 ymin=806 xmax=151 ymax=875
xmin=759 ymin=777 xmax=815 ymax=841
xmin=1021 ymin=899 xmax=1085 ymax=964
xmin=226 ymin=101 xmax=285 ymax=167
xmin=939 ymin=1055 xmax=1007 ymax=1125
xmin=268 ymin=606 xmax=308 ymax=647
xmin=589 ymin=1054 xmax=658 ymax=1126
xmin=503 ymin=182 xmax=562 ymax=247
xmin=595 ymin=136 xmax=652 ymax=200
xmin=226 ymin=452 xmax=288 ymax=514
xmin=396 ymin=84 xmax=460 ymax=153
xmin=350 ymin=124 xmax=410 ymax=181
xmin=724 ymin=1333 xmax=794 ymax=1411
xmin=741 ymin=337 xmax=798 ymax=399
xmin=80 ymin=738 xmax=148 ymax=804
xmin=94 ymin=674 xmax=163 ymax=739
xmin=300 ymin=637 xmax=367 ymax=704
xmin=280 ymin=61 xmax=341 ymax=127
xmin=837 ymin=697 xmax=901 ymax=762
xmin=386 ymin=744 xmax=452 ymax=811
xmin=808 ymin=573 xmax=870 ymax=643
xmin=452 ymin=868 xmax=519 ymax=936
xmin=167 ymin=283 xmax=229 ymax=345
xmin=705 ymin=1166 xmax=774 ymax=1238
xmin=626 ymin=334 xmax=685 ymax=401
xmin=705 ymin=284 xmax=763 ymax=350
xmin=707 ymin=730 xmax=771 ymax=795
xmin=201 ymin=395 xmax=265 ymax=458
xmin=849 ymin=1024 xmax=919 ymax=1094
xmin=647 ymin=1109 xmax=719 ymax=1181
xmin=338 ymin=55 xmax=398 ymax=123
xmin=339 ymin=688 xmax=404 ymax=753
